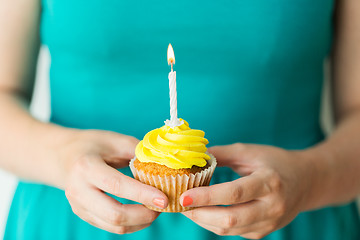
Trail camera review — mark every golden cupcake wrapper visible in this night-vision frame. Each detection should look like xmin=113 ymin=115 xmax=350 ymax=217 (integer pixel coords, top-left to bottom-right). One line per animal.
xmin=129 ymin=154 xmax=217 ymax=212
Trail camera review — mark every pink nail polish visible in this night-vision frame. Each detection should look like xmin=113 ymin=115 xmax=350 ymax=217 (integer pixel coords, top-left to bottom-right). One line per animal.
xmin=153 ymin=198 xmax=165 ymax=209
xmin=182 ymin=196 xmax=193 ymax=207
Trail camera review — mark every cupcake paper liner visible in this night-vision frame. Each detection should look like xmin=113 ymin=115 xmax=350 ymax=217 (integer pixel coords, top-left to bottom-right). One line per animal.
xmin=129 ymin=154 xmax=217 ymax=212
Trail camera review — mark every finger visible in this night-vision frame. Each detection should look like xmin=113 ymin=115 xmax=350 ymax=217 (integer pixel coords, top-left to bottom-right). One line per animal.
xmin=208 ymin=144 xmax=246 ymax=167
xmin=235 ymin=220 xmax=275 ymax=239
xmin=74 ymin=204 xmax=152 ymax=235
xmin=179 ymin=212 xmax=272 ymax=238
xmin=189 ymin=218 xmax=256 ymax=237
xmin=192 ymin=221 xmax=232 ymax=236
xmin=180 ymin=174 xmax=268 ymax=207
xmin=193 ymin=220 xmax=270 ymax=237
xmin=240 ymin=232 xmax=268 ymax=240
xmin=182 ymin=201 xmax=266 ymax=229
xmin=86 ymin=157 xmax=168 ymax=209
xmin=100 ymin=132 xmax=139 ymax=161
xmin=76 ymin=185 xmax=160 ymax=226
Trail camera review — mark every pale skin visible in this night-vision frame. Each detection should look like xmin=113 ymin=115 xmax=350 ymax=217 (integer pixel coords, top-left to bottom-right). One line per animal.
xmin=0 ymin=0 xmax=360 ymax=239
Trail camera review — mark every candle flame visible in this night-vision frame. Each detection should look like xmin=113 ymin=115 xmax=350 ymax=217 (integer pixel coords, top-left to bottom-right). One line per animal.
xmin=167 ymin=44 xmax=175 ymax=65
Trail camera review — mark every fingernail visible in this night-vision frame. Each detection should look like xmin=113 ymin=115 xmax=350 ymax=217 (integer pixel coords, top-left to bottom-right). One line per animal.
xmin=182 ymin=196 xmax=193 ymax=207
xmin=153 ymin=198 xmax=166 ymax=209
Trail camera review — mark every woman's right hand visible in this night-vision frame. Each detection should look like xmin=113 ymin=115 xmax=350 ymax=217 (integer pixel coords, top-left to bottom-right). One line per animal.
xmin=60 ymin=130 xmax=168 ymax=234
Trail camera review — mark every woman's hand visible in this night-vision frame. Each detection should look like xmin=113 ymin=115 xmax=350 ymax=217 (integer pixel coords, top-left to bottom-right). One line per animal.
xmin=60 ymin=130 xmax=168 ymax=234
xmin=180 ymin=143 xmax=313 ymax=239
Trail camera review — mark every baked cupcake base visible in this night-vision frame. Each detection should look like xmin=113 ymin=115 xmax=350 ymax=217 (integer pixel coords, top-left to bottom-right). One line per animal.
xmin=129 ymin=154 xmax=217 ymax=212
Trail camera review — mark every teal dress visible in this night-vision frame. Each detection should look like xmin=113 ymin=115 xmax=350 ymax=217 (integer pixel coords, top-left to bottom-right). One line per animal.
xmin=4 ymin=0 xmax=360 ymax=239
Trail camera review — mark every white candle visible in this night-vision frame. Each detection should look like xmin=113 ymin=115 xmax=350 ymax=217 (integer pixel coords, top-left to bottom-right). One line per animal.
xmin=165 ymin=44 xmax=183 ymax=127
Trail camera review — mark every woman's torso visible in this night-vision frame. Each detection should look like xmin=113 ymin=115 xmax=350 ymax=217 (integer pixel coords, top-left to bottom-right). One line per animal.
xmin=4 ymin=0 xmax=360 ymax=239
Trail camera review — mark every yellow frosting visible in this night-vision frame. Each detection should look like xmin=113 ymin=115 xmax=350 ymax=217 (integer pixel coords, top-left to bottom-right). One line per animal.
xmin=135 ymin=119 xmax=210 ymax=169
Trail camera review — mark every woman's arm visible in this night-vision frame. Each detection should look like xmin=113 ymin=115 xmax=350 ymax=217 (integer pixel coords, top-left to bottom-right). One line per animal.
xmin=180 ymin=0 xmax=360 ymax=238
xmin=0 ymin=0 xmax=70 ymax=187
xmin=301 ymin=0 xmax=360 ymax=210
xmin=0 ymin=0 xmax=168 ymax=234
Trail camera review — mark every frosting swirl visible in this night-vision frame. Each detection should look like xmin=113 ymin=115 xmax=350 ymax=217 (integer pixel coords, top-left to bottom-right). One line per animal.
xmin=135 ymin=119 xmax=210 ymax=169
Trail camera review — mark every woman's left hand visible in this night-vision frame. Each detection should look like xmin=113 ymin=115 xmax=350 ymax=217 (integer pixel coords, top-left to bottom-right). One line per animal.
xmin=181 ymin=143 xmax=314 ymax=239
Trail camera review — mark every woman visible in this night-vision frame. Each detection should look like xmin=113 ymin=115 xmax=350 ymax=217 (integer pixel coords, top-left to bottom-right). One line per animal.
xmin=1 ymin=0 xmax=360 ymax=239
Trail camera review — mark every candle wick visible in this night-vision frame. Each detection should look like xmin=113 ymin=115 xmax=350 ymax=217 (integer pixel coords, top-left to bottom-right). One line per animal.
xmin=171 ymin=62 xmax=173 ymax=72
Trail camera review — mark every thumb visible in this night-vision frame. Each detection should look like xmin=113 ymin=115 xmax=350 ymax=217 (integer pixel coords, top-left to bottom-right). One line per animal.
xmin=88 ymin=156 xmax=169 ymax=209
xmin=112 ymin=134 xmax=139 ymax=159
xmin=180 ymin=173 xmax=266 ymax=207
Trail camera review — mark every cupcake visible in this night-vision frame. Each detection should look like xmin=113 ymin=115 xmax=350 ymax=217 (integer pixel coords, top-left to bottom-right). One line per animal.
xmin=129 ymin=119 xmax=217 ymax=212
